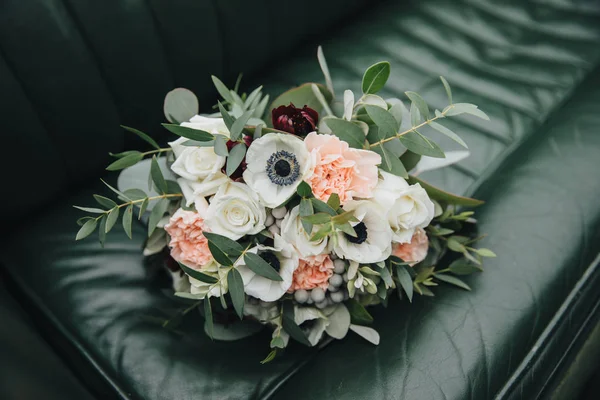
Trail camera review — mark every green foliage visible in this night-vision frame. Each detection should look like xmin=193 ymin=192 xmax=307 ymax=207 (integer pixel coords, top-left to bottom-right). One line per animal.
xmin=395 ymin=264 xmax=414 ymax=302
xmin=398 ymin=131 xmax=445 ymax=158
xmin=270 ymin=83 xmax=333 ymax=115
xmin=203 ymin=232 xmax=244 ymax=257
xmin=362 ymin=61 xmax=391 ymax=94
xmin=163 ymin=88 xmax=199 ymax=124
xmin=106 ymin=151 xmax=143 ymax=171
xmin=211 ymin=75 xmax=235 ymax=104
xmin=226 ymin=143 xmax=247 ymax=176
xmin=161 ymin=124 xmax=214 ymax=142
xmin=75 ymin=219 xmax=97 ymax=241
xmin=121 ymin=126 xmax=161 ymax=150
xmin=243 ymin=253 xmax=283 ymax=281
xmin=399 ymin=150 xmax=421 ymax=172
xmin=282 ymin=303 xmax=311 ymax=346
xmin=372 ymin=143 xmax=408 ymax=178
xmin=178 ymin=262 xmax=218 ymax=284
xmin=407 ymin=176 xmax=484 ymax=207
xmin=150 ymin=156 xmax=168 ymax=194
xmin=324 ymin=118 xmax=365 ymax=149
xmin=317 ymin=45 xmax=334 ymax=96
xmin=122 ymin=204 xmax=133 ymax=239
xmin=227 ymin=268 xmax=245 ymax=319
xmin=440 ymin=76 xmax=453 ymax=104
xmin=434 ymin=273 xmax=471 ymax=291
xmin=429 ymin=122 xmax=468 ymax=149
xmin=405 ymin=91 xmax=429 ymax=120
xmin=345 ymin=299 xmax=374 ymax=325
xmin=365 ymin=105 xmax=398 ymax=141
xmin=204 ymin=298 xmax=214 ymax=339
xmin=148 ymin=198 xmax=168 ymax=237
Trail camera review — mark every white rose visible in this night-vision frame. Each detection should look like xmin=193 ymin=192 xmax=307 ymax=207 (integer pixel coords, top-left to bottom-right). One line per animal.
xmin=170 ymin=115 xmax=229 ymax=156
xmin=280 ymin=205 xmax=328 ymax=257
xmin=371 ymin=171 xmax=435 ymax=243
xmin=188 ymin=262 xmax=228 ymax=299
xmin=204 ymin=182 xmax=267 ymax=240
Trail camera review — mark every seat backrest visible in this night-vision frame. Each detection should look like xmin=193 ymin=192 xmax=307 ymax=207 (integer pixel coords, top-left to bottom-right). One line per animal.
xmin=0 ymin=0 xmax=370 ymax=215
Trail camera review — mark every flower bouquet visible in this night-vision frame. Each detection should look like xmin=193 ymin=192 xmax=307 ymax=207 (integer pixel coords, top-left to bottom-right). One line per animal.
xmin=75 ymin=47 xmax=494 ymax=362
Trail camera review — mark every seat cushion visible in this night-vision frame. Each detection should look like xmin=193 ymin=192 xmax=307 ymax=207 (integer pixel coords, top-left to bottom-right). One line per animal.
xmin=1 ymin=0 xmax=600 ymax=399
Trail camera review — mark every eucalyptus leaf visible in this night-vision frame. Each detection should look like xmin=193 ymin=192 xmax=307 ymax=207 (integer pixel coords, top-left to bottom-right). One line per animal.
xmin=349 ymin=324 xmax=380 ymax=345
xmin=362 ymin=61 xmax=391 ymax=94
xmin=448 ymin=259 xmax=481 ymax=275
xmin=296 ymin=181 xmax=313 ymax=198
xmin=105 ymin=208 xmax=119 ymax=233
xmin=435 ymin=273 xmax=471 ymax=290
xmin=148 ymin=198 xmax=168 ymax=237
xmin=122 ymin=189 xmax=147 ymax=201
xmin=228 ymin=268 xmax=245 ymax=319
xmin=400 ymin=150 xmax=421 ymax=172
xmin=299 ymin=198 xmax=314 ymax=233
xmin=151 ymin=156 xmax=168 ymax=194
xmin=365 ymin=105 xmax=398 ymax=141
xmin=410 ymin=101 xmax=421 ymax=127
xmin=270 ymin=83 xmax=333 ymax=114
xmin=106 ymin=152 xmax=143 ymax=171
xmin=310 ymin=198 xmax=337 ymax=216
xmin=301 ymin=213 xmax=331 ymax=225
xmin=230 ymin=110 xmax=253 ymax=141
xmin=217 ymin=101 xmax=235 ymax=130
xmin=396 ymin=265 xmax=414 ymax=302
xmin=324 ymin=118 xmax=365 ymax=149
xmin=317 ymin=45 xmax=334 ymax=97
xmin=440 ymin=76 xmax=453 ymax=104
xmin=163 ymin=88 xmax=199 ymax=124
xmin=214 ymin=135 xmax=229 ymax=156
xmin=429 ymin=122 xmax=468 ymax=148
xmin=73 ymin=206 xmax=106 ymax=214
xmin=203 ymin=232 xmax=245 ymax=257
xmin=121 ymin=125 xmax=161 ymax=150
xmin=282 ymin=303 xmax=311 ymax=347
xmin=178 ymin=262 xmax=218 ymax=284
xmin=445 ymin=103 xmax=490 ymax=120
xmin=122 ymin=204 xmax=133 ymax=239
xmin=243 ymin=253 xmax=283 ymax=281
xmin=405 ymin=91 xmax=429 ymax=120
xmin=407 ymin=176 xmax=484 ymax=207
xmin=343 ymin=90 xmax=354 ymax=121
xmin=398 ymin=131 xmax=445 ymax=158
xmin=388 ymin=101 xmax=405 ymax=126
xmin=161 ymin=124 xmax=214 ymax=142
xmin=93 ymin=195 xmax=117 ymax=209
xmin=204 ymin=299 xmax=214 ymax=339
xmin=226 ymin=143 xmax=247 ymax=176
xmin=208 ymin=241 xmax=234 ymax=266
xmin=345 ymin=299 xmax=374 ymax=325
xmin=211 ymin=76 xmax=234 ymax=104
xmin=75 ymin=219 xmax=98 ymax=240
xmin=371 ymin=144 xmax=408 ymax=178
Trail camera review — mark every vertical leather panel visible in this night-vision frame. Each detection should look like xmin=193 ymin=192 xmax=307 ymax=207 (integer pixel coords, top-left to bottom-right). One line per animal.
xmin=0 ymin=0 xmax=122 ymax=183
xmin=62 ymin=0 xmax=175 ymax=144
xmin=0 ymin=52 xmax=68 ymax=217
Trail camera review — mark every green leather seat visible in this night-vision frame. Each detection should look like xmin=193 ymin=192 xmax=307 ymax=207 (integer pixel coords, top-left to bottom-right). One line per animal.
xmin=1 ymin=0 xmax=599 ymax=399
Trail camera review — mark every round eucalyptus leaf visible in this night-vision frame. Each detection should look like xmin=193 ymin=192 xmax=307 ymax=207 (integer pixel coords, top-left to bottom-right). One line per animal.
xmin=164 ymin=88 xmax=199 ymax=124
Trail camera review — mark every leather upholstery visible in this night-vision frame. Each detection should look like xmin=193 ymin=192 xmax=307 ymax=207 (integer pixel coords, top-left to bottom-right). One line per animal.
xmin=1 ymin=0 xmax=600 ymax=399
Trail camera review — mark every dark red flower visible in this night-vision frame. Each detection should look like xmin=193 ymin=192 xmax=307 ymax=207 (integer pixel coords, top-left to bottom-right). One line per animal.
xmin=221 ymin=134 xmax=253 ymax=181
xmin=272 ymin=103 xmax=318 ymax=136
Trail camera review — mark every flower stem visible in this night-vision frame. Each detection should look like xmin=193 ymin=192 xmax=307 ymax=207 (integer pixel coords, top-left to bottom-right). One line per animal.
xmin=94 ymin=193 xmax=183 ymax=221
xmin=142 ymin=148 xmax=172 ymax=156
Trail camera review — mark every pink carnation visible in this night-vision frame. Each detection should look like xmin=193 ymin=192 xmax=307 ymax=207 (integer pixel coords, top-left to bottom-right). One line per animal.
xmin=164 ymin=209 xmax=213 ymax=270
xmin=304 ymin=132 xmax=381 ymax=205
xmin=392 ymin=227 xmax=429 ymax=265
xmin=288 ymin=254 xmax=334 ymax=292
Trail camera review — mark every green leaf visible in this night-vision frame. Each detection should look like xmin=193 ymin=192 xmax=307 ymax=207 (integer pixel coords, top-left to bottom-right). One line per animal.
xmin=93 ymin=195 xmax=117 ymax=209
xmin=230 ymin=110 xmax=253 ymax=141
xmin=204 ymin=298 xmax=214 ymax=339
xmin=365 ymin=105 xmax=398 ymax=141
xmin=163 ymin=88 xmax=199 ymax=124
xmin=296 ymin=181 xmax=313 ymax=198
xmin=244 ymin=86 xmax=263 ymax=110
xmin=76 ymin=216 xmax=93 ymax=226
xmin=181 ymin=139 xmax=215 ymax=147
xmin=105 ymin=208 xmax=119 ymax=233
xmin=317 ymin=45 xmax=334 ymax=96
xmin=407 ymin=176 xmax=484 ymax=207
xmin=282 ymin=303 xmax=312 ymax=347
xmin=148 ymin=198 xmax=168 ymax=237
xmin=475 ymin=248 xmax=496 ymax=258
xmin=106 ymin=152 xmax=143 ymax=171
xmin=75 ymin=219 xmax=98 ymax=240
xmin=211 ymin=75 xmax=234 ymax=104
xmin=138 ymin=198 xmax=149 ymax=219
xmin=227 ymin=268 xmax=245 ymax=319
xmin=121 ymin=125 xmax=160 ymax=150
xmin=203 ymin=232 xmax=244 ymax=257
xmin=301 ymin=213 xmax=332 ymax=225
xmin=166 ymin=180 xmax=182 ymax=195
xmin=445 ymin=103 xmax=489 ymax=120
xmin=217 ymin=101 xmax=235 ymax=130
xmin=388 ymin=101 xmax=405 ymax=126
xmin=398 ymin=131 xmax=445 ymax=158
xmin=345 ymin=299 xmax=374 ymax=325
xmin=447 ymin=237 xmax=466 ymax=252
xmin=226 ymin=143 xmax=247 ymax=176
xmin=178 ymin=262 xmax=218 ymax=284
xmin=429 ymin=122 xmax=468 ymax=149
xmin=243 ymin=253 xmax=284 ymax=281
xmin=336 ymin=222 xmax=356 ymax=237
xmin=405 ymin=91 xmax=429 ymax=120
xmin=123 ymin=189 xmax=147 ymax=201
xmin=327 ymin=193 xmax=340 ymax=210
xmin=324 ymin=118 xmax=365 ymax=149
xmin=310 ymin=198 xmax=337 ymax=216
xmin=122 ymin=205 xmax=133 ymax=239
xmin=440 ymin=76 xmax=453 ymax=104
xmin=260 ymin=350 xmax=278 ymax=364
xmin=396 ymin=265 xmax=414 ymax=302
xmin=207 ymin=241 xmax=233 ymax=266
xmin=400 ymin=150 xmax=421 ymax=172
xmin=253 ymin=123 xmax=263 ymax=140
xmin=310 ymin=224 xmax=332 ymax=242
xmin=378 ymin=264 xmax=394 ymax=288
xmin=299 ymin=198 xmax=314 ymax=234
xmin=435 ymin=273 xmax=471 ymax=290
xmin=270 ymin=83 xmax=333 ymax=114
xmin=109 ymin=150 xmax=140 ymax=159
xmin=98 ymin=215 xmax=107 ymax=247
xmin=371 ymin=144 xmax=408 ymax=178
xmin=410 ymin=101 xmax=421 ymax=126
xmin=270 ymin=335 xmax=286 ymax=349
xmin=362 ymin=61 xmax=391 ymax=94
xmin=448 ymin=259 xmax=481 ymax=275
xmin=332 ymin=210 xmax=358 ymax=225
xmin=151 ymin=156 xmax=168 ymax=194
xmin=161 ymin=124 xmax=214 ymax=142
xmin=73 ymin=206 xmax=106 ymax=214
xmin=214 ymin=135 xmax=229 ymax=156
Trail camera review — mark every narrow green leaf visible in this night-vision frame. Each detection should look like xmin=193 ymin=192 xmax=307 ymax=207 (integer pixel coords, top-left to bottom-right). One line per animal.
xmin=93 ymin=195 xmax=117 ymax=209
xmin=388 ymin=101 xmax=405 ymax=126
xmin=244 ymin=86 xmax=263 ymax=110
xmin=161 ymin=124 xmax=214 ymax=142
xmin=230 ymin=110 xmax=253 ymax=141
xmin=410 ymin=101 xmax=421 ymax=127
xmin=336 ymin=222 xmax=356 ymax=237
xmin=296 ymin=181 xmax=313 ymax=198
xmin=106 ymin=152 xmax=143 ymax=171
xmin=327 ymin=193 xmax=340 ymax=210
xmin=217 ymin=101 xmax=235 ymax=130
xmin=151 ymin=156 xmax=168 ymax=194
xmin=332 ymin=210 xmax=358 ymax=225
xmin=226 ymin=143 xmax=247 ymax=176
xmin=311 ymin=198 xmax=337 ymax=216
xmin=109 ymin=150 xmax=140 ymax=159
xmin=429 ymin=122 xmax=468 ymax=149
xmin=75 ymin=219 xmax=98 ymax=240
xmin=435 ymin=273 xmax=471 ymax=290
xmin=324 ymin=118 xmax=365 ymax=149
xmin=76 ymin=216 xmax=93 ymax=226
xmin=299 ymin=198 xmax=314 ymax=233
xmin=396 ymin=265 xmax=414 ymax=302
xmin=372 ymin=144 xmax=408 ymax=178
xmin=122 ymin=204 xmax=133 ymax=239
xmin=214 ymin=134 xmax=229 ymax=156
xmin=405 ymin=91 xmax=429 ymax=120
xmin=74 ymin=206 xmax=106 ymax=214
xmin=475 ymin=248 xmax=496 ymax=258
xmin=211 ymin=76 xmax=234 ymax=104
xmin=447 ymin=237 xmax=466 ymax=252
xmin=228 ymin=268 xmax=245 ymax=319
xmin=448 ymin=259 xmax=481 ymax=275
xmin=346 ymin=299 xmax=374 ymax=325
xmin=445 ymin=103 xmax=490 ymax=120
xmin=260 ymin=350 xmax=278 ymax=364
xmin=138 ymin=198 xmax=149 ymax=219
xmin=178 ymin=262 xmax=218 ymax=284
xmin=105 ymin=208 xmax=119 ymax=233
xmin=148 ymin=198 xmax=168 ymax=237
xmin=208 ymin=241 xmax=234 ymax=266
xmin=400 ymin=150 xmax=421 ymax=172
xmin=253 ymin=123 xmax=263 ymax=140
xmin=282 ymin=303 xmax=312 ymax=346
xmin=98 ymin=215 xmax=107 ymax=247
xmin=365 ymin=105 xmax=398 ymax=141
xmin=310 ymin=224 xmax=332 ymax=242
xmin=122 ymin=189 xmax=147 ymax=200
xmin=243 ymin=253 xmax=284 ymax=281
xmin=407 ymin=176 xmax=484 ymax=207
xmin=398 ymin=131 xmax=445 ymax=158
xmin=440 ymin=76 xmax=453 ymax=104
xmin=166 ymin=180 xmax=182 ymax=195
xmin=362 ymin=61 xmax=391 ymax=94
xmin=317 ymin=45 xmax=334 ymax=96
xmin=301 ymin=213 xmax=331 ymax=225
xmin=181 ymin=139 xmax=215 ymax=147
xmin=121 ymin=125 xmax=160 ymax=150
xmin=203 ymin=232 xmax=244 ymax=257
xmin=204 ymin=298 xmax=214 ymax=339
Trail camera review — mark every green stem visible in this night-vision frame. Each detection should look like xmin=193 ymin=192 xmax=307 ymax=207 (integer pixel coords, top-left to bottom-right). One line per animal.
xmin=142 ymin=148 xmax=172 ymax=156
xmin=94 ymin=193 xmax=183 ymax=221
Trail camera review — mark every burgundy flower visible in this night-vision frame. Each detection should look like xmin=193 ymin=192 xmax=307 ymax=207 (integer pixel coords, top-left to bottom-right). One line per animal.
xmin=272 ymin=103 xmax=318 ymax=136
xmin=221 ymin=134 xmax=253 ymax=181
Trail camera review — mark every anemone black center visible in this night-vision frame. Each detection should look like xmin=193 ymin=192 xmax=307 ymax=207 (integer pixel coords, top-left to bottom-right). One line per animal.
xmin=345 ymin=222 xmax=368 ymax=244
xmin=274 ymin=159 xmax=291 ymax=177
xmin=260 ymin=251 xmax=281 ymax=272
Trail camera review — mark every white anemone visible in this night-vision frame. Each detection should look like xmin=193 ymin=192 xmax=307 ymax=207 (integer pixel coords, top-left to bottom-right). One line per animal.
xmin=243 ymin=133 xmax=314 ymax=208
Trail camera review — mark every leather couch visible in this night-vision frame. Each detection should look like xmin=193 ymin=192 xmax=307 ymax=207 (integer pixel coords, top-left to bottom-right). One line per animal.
xmin=1 ymin=0 xmax=599 ymax=399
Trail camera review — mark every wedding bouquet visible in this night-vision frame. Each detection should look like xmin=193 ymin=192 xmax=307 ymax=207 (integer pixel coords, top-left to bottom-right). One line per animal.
xmin=75 ymin=47 xmax=494 ymax=362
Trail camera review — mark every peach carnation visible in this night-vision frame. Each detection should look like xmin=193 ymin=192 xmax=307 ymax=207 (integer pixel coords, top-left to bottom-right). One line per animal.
xmin=304 ymin=132 xmax=381 ymax=205
xmin=288 ymin=254 xmax=334 ymax=292
xmin=164 ymin=208 xmax=213 ymax=270
xmin=392 ymin=227 xmax=429 ymax=265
